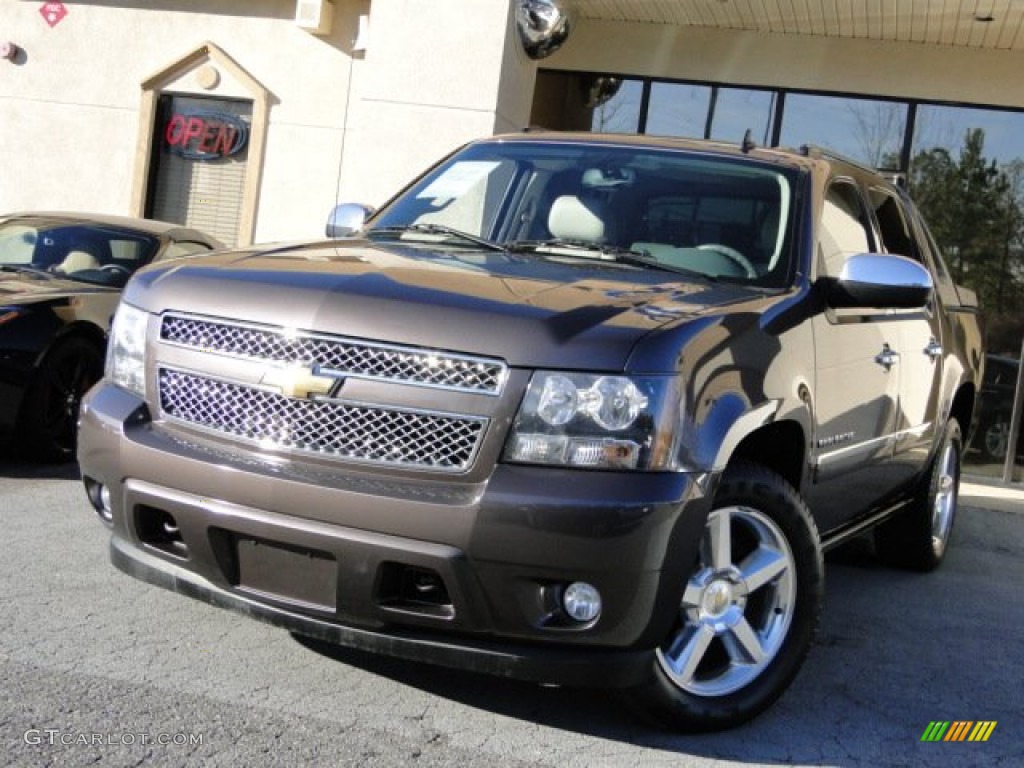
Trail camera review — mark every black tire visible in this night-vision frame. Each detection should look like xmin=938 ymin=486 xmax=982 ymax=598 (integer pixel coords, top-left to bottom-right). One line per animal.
xmin=977 ymin=417 xmax=1009 ymax=462
xmin=20 ymin=336 xmax=103 ymax=462
xmin=874 ymin=418 xmax=962 ymax=572
xmin=624 ymin=460 xmax=824 ymax=732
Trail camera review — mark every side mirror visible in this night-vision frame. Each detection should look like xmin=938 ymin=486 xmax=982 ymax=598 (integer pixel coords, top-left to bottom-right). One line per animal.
xmin=326 ymin=203 xmax=375 ymax=238
xmin=826 ymin=253 xmax=934 ymax=309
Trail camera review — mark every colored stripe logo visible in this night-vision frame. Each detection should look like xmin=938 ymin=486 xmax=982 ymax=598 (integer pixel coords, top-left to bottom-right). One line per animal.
xmin=921 ymin=721 xmax=997 ymax=742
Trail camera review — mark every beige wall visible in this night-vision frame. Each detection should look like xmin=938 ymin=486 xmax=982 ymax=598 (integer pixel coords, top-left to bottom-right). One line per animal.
xmin=0 ymin=0 xmax=532 ymax=243
xmin=336 ymin=0 xmax=535 ymax=208
xmin=0 ymin=0 xmax=360 ymax=243
xmin=545 ymin=19 xmax=1024 ymax=109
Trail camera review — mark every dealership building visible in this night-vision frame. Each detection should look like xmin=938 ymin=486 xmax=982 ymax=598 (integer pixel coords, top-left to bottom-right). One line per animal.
xmin=2 ymin=0 xmax=1022 ymax=478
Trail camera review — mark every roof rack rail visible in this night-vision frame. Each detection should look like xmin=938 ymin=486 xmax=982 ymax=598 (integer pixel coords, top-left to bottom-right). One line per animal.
xmin=877 ymin=169 xmax=908 ymax=188
xmin=798 ymin=144 xmax=881 ymax=176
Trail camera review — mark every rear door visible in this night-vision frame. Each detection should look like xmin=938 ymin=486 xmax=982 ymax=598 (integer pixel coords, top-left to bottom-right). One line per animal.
xmin=869 ymin=187 xmax=944 ymax=483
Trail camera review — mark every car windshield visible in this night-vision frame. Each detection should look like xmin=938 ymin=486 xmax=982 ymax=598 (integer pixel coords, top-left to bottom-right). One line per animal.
xmin=369 ymin=140 xmax=798 ymax=285
xmin=0 ymin=218 xmax=160 ymax=287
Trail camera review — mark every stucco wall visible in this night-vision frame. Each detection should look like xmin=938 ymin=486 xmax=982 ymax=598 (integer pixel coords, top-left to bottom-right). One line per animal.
xmin=0 ymin=0 xmax=529 ymax=243
xmin=0 ymin=0 xmax=360 ymax=242
xmin=335 ymin=0 xmax=533 ymax=208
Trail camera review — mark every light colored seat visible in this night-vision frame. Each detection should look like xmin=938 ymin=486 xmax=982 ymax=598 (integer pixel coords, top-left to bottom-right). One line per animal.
xmin=57 ymin=249 xmax=100 ymax=273
xmin=547 ymin=195 xmax=608 ymax=243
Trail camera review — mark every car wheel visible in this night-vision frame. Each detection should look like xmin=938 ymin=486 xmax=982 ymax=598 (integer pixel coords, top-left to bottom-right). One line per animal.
xmin=625 ymin=460 xmax=824 ymax=732
xmin=875 ymin=417 xmax=962 ymax=572
xmin=980 ymin=418 xmax=1009 ymax=462
xmin=20 ymin=336 xmax=103 ymax=462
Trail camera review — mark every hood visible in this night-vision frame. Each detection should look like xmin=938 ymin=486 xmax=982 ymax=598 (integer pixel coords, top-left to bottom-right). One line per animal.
xmin=0 ymin=269 xmax=116 ymax=304
xmin=127 ymin=239 xmax=759 ymax=370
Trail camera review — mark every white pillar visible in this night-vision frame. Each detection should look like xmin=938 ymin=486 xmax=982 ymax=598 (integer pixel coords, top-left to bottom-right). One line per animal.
xmin=337 ymin=0 xmax=536 ymax=206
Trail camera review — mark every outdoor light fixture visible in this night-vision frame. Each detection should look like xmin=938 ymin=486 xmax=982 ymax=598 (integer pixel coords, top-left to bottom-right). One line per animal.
xmin=583 ymin=76 xmax=622 ymax=108
xmin=517 ymin=0 xmax=573 ymax=60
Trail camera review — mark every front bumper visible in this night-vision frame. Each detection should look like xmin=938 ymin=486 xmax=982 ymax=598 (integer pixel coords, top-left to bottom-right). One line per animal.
xmin=79 ymin=382 xmax=713 ymax=687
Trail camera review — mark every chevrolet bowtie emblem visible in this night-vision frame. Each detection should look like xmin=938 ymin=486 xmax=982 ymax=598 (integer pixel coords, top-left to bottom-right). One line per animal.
xmin=261 ymin=365 xmax=336 ymax=399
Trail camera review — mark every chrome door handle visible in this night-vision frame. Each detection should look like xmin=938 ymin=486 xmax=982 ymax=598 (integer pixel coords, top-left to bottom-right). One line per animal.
xmin=924 ymin=338 xmax=943 ymax=359
xmin=875 ymin=344 xmax=899 ymax=370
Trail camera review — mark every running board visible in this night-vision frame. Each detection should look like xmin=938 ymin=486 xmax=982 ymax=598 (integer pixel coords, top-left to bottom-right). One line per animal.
xmin=820 ymin=498 xmax=912 ymax=551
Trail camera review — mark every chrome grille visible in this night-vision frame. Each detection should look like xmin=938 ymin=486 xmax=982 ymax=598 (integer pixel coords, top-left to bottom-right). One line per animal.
xmin=158 ymin=369 xmax=486 ymax=472
xmin=160 ymin=314 xmax=505 ymax=394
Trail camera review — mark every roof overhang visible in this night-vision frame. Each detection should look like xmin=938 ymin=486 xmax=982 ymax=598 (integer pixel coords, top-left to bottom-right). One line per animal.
xmin=574 ymin=1 xmax=1023 ymax=51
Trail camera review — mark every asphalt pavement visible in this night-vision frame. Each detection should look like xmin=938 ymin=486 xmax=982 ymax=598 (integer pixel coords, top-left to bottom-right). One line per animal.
xmin=1 ymin=456 xmax=1022 ymax=767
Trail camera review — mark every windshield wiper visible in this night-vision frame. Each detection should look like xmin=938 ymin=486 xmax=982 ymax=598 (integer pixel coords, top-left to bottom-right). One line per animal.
xmin=369 ymin=223 xmax=505 ymax=252
xmin=0 ymin=264 xmax=55 ymax=278
xmin=506 ymin=239 xmax=717 ymax=280
xmin=506 ymin=237 xmax=627 ymax=257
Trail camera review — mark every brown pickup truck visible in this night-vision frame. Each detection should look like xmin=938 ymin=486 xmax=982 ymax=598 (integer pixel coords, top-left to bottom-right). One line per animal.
xmin=79 ymin=133 xmax=983 ymax=731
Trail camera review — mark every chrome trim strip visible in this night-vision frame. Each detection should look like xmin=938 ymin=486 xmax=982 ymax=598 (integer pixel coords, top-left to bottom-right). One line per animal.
xmin=159 ymin=311 xmax=509 ymax=396
xmin=815 ymin=423 xmax=931 ymax=469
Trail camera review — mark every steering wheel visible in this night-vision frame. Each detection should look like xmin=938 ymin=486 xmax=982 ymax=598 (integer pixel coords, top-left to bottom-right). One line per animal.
xmin=697 ymin=244 xmax=758 ymax=279
xmin=100 ymin=264 xmax=131 ymax=276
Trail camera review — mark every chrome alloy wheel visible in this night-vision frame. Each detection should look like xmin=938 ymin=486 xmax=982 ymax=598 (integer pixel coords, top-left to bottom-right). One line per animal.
xmin=983 ymin=420 xmax=1009 ymax=461
xmin=930 ymin=440 xmax=959 ymax=557
xmin=657 ymin=505 xmax=796 ymax=697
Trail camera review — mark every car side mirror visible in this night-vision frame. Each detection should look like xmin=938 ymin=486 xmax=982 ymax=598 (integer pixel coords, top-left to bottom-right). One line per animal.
xmin=326 ymin=203 xmax=375 ymax=238
xmin=825 ymin=253 xmax=934 ymax=310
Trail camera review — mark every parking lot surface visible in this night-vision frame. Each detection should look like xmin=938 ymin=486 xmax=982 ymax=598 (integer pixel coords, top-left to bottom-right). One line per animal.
xmin=1 ymin=456 xmax=1022 ymax=767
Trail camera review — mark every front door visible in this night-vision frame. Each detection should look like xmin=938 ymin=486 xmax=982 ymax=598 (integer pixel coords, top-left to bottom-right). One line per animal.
xmin=807 ymin=180 xmax=904 ymax=533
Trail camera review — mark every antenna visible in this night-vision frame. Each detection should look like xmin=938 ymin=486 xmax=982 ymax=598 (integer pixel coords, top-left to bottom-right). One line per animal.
xmin=741 ymin=129 xmax=756 ymax=154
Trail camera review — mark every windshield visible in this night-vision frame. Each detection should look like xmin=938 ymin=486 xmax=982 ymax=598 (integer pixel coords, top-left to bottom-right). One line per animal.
xmin=0 ymin=219 xmax=161 ymax=287
xmin=370 ymin=140 xmax=798 ymax=285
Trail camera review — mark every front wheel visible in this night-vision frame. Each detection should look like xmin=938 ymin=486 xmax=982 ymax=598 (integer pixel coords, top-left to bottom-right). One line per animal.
xmin=625 ymin=461 xmax=824 ymax=732
xmin=20 ymin=336 xmax=103 ymax=462
xmin=979 ymin=418 xmax=1009 ymax=462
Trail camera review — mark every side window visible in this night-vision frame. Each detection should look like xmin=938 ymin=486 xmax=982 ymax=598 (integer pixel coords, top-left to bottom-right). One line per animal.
xmin=869 ymin=188 xmax=917 ymax=260
xmin=0 ymin=224 xmax=37 ymax=264
xmin=106 ymin=237 xmax=157 ymax=268
xmin=818 ymin=181 xmax=872 ymax=278
xmin=911 ymin=209 xmax=953 ymax=284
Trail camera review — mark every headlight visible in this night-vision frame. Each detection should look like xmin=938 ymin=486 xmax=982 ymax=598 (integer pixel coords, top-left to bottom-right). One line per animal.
xmin=106 ymin=302 xmax=149 ymax=397
xmin=503 ymin=371 xmax=680 ymax=470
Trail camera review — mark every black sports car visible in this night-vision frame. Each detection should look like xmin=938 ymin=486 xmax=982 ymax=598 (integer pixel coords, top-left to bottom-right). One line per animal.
xmin=974 ymin=354 xmax=1023 ymax=462
xmin=0 ymin=212 xmax=223 ymax=460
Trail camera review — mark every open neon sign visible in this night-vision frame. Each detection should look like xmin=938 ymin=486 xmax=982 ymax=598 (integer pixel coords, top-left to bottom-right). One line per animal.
xmin=164 ymin=110 xmax=249 ymax=161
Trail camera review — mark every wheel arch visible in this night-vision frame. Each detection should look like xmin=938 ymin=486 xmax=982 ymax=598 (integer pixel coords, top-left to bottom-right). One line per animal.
xmin=34 ymin=321 xmax=107 ymax=369
xmin=949 ymin=382 xmax=977 ymax=444
xmin=730 ymin=420 xmax=808 ymax=493
xmin=709 ymin=400 xmax=809 ymax=494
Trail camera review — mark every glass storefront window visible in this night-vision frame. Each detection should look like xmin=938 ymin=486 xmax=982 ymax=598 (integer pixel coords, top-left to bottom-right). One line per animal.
xmin=780 ymin=94 xmax=907 ymax=167
xmin=708 ymin=88 xmax=776 ymax=145
xmin=590 ymin=78 xmax=643 ymax=133
xmin=645 ymin=82 xmax=711 ymax=139
xmin=915 ymin=104 xmax=1024 ymax=165
xmin=147 ymin=94 xmax=252 ymax=247
xmin=968 ymin=350 xmax=1024 ymax=481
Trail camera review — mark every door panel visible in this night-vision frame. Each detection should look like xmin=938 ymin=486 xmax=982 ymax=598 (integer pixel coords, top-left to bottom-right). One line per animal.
xmin=809 ymin=310 xmax=902 ymax=532
xmin=806 ymin=179 xmax=904 ymax=533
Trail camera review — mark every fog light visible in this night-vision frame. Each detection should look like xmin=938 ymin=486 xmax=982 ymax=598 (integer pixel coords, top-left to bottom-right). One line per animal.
xmin=563 ymin=581 xmax=602 ymax=623
xmin=99 ymin=484 xmax=112 ymax=517
xmin=84 ymin=477 xmax=113 ymax=524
